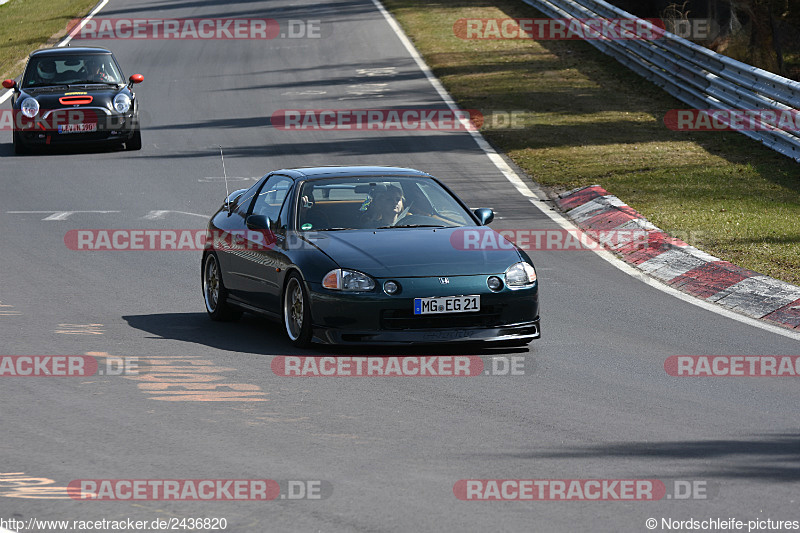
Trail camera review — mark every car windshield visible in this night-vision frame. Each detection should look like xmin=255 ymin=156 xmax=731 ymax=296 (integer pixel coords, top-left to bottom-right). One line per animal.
xmin=23 ymin=54 xmax=124 ymax=88
xmin=297 ymin=176 xmax=474 ymax=231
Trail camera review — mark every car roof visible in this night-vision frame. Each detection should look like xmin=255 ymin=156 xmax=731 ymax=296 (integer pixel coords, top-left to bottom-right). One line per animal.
xmin=30 ymin=47 xmax=113 ymax=58
xmin=277 ymin=166 xmax=435 ymax=180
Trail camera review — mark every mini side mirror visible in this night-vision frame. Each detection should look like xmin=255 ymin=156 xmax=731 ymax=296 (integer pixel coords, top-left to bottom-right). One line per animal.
xmin=129 ymin=74 xmax=144 ymax=84
xmin=2 ymin=79 xmax=17 ymax=90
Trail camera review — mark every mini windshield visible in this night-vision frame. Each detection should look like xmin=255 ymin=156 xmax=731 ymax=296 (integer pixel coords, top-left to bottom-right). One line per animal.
xmin=297 ymin=176 xmax=474 ymax=231
xmin=23 ymin=55 xmax=124 ymax=87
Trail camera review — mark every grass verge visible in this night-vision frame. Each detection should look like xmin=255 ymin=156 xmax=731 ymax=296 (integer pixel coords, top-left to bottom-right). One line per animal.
xmin=0 ymin=0 xmax=98 ymax=80
xmin=383 ymin=0 xmax=800 ymax=285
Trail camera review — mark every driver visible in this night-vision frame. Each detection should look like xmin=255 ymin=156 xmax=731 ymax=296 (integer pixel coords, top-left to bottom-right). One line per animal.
xmin=36 ymin=60 xmax=56 ymax=84
xmin=361 ymin=184 xmax=405 ymax=227
xmin=85 ymin=56 xmax=112 ymax=82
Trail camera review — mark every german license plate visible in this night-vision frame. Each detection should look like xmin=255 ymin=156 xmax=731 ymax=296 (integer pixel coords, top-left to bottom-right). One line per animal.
xmin=58 ymin=123 xmax=97 ymax=134
xmin=414 ymin=295 xmax=480 ymax=315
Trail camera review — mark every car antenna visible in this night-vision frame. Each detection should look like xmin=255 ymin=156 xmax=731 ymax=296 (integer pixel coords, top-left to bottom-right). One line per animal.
xmin=219 ymin=145 xmax=231 ymax=211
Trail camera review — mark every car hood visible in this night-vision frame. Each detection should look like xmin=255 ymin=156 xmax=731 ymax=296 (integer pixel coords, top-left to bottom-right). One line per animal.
xmin=299 ymin=226 xmax=523 ymax=277
xmin=22 ymin=86 xmax=125 ymax=109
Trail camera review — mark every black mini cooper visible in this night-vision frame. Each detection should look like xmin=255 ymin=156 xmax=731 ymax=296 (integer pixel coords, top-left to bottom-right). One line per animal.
xmin=3 ymin=47 xmax=143 ymax=154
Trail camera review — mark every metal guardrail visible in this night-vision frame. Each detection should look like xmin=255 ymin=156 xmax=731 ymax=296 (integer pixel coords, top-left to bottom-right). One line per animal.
xmin=520 ymin=0 xmax=800 ymax=162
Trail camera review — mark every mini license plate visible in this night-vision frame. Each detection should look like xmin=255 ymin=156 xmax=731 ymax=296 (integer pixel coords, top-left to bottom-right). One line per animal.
xmin=58 ymin=123 xmax=97 ymax=134
xmin=414 ymin=295 xmax=480 ymax=315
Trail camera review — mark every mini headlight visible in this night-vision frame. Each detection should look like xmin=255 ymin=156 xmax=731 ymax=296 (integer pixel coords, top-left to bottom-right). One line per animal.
xmin=113 ymin=93 xmax=131 ymax=113
xmin=504 ymin=262 xmax=537 ymax=287
xmin=322 ymin=269 xmax=376 ymax=291
xmin=20 ymin=97 xmax=39 ymax=118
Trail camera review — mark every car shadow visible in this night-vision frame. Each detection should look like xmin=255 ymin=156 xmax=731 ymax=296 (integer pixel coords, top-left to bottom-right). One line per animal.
xmin=122 ymin=312 xmax=531 ymax=357
xmin=475 ymin=434 xmax=800 ymax=482
xmin=0 ymin=142 xmax=128 ymax=157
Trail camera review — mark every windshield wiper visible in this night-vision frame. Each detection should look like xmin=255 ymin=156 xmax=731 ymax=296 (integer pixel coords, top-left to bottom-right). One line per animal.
xmin=69 ymin=81 xmax=120 ymax=86
xmin=313 ymin=227 xmax=355 ymax=231
xmin=27 ymin=84 xmax=69 ymax=90
xmin=378 ymin=224 xmax=448 ymax=229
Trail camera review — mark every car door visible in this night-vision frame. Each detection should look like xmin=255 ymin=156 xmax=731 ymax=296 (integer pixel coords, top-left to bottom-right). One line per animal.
xmin=226 ymin=174 xmax=295 ymax=311
xmin=211 ymin=179 xmax=263 ymax=287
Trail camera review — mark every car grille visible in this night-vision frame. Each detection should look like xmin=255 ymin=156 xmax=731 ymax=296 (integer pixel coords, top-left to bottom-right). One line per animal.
xmin=380 ymin=306 xmax=503 ymax=330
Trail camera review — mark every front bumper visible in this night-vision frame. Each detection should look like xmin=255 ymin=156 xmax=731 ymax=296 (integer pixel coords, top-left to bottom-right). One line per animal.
xmin=15 ymin=112 xmax=138 ymax=146
xmin=306 ymin=274 xmax=540 ymax=345
xmin=312 ymin=319 xmax=540 ymax=345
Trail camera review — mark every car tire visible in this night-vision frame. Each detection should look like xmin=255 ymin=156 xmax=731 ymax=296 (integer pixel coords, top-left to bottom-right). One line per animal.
xmin=202 ymin=252 xmax=242 ymax=321
xmin=126 ymin=127 xmax=142 ymax=151
xmin=283 ymin=272 xmax=313 ymax=347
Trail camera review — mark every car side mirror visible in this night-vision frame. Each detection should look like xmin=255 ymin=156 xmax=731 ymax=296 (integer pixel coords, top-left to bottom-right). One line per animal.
xmin=129 ymin=74 xmax=144 ymax=85
xmin=473 ymin=208 xmax=494 ymax=225
xmin=2 ymin=79 xmax=17 ymax=91
xmin=246 ymin=214 xmax=270 ymax=230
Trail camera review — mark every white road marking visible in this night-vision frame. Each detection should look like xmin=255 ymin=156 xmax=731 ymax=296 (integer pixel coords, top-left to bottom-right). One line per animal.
xmin=281 ymin=90 xmax=327 ymax=96
xmin=7 ymin=210 xmax=120 ymax=220
xmin=60 ymin=0 xmax=109 ymax=47
xmin=356 ymin=67 xmax=398 ymax=77
xmin=341 ymin=83 xmax=389 ymax=99
xmin=0 ymin=0 xmax=110 ymax=105
xmin=55 ymin=323 xmax=104 ymax=335
xmin=371 ymin=0 xmax=800 ymax=341
xmin=143 ymin=210 xmax=208 ymax=220
xmin=199 ymin=176 xmax=260 ymax=183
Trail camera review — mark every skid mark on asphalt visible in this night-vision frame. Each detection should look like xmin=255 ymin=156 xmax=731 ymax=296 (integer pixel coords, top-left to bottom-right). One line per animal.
xmin=55 ymin=323 xmax=104 ymax=335
xmin=0 ymin=473 xmax=69 ymax=499
xmin=87 ymin=353 xmax=268 ymax=402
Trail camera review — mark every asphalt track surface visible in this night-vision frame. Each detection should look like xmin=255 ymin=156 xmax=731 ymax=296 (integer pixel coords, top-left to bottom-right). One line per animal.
xmin=0 ymin=0 xmax=798 ymax=531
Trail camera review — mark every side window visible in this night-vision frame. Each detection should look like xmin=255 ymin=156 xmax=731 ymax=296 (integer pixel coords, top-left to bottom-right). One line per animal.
xmin=232 ymin=183 xmax=262 ymax=219
xmin=250 ymin=175 xmax=294 ymax=222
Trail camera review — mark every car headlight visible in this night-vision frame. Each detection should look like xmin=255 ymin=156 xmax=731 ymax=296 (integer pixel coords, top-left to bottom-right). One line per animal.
xmin=505 ymin=262 xmax=537 ymax=288
xmin=20 ymin=97 xmax=39 ymax=118
xmin=113 ymin=93 xmax=131 ymax=113
xmin=322 ymin=269 xmax=376 ymax=291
